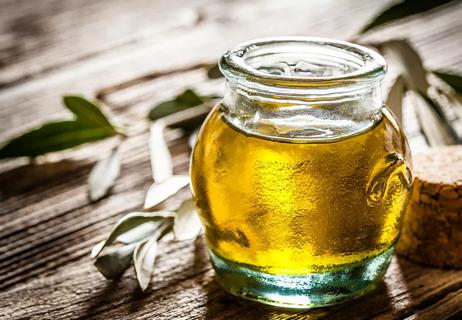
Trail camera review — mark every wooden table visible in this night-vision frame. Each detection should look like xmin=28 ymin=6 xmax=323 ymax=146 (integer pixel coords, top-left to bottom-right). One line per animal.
xmin=1 ymin=1 xmax=462 ymax=319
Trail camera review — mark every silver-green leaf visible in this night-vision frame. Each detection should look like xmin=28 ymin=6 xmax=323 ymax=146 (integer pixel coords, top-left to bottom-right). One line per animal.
xmin=174 ymin=198 xmax=202 ymax=241
xmin=88 ymin=146 xmax=121 ymax=201
xmin=133 ymin=236 xmax=159 ymax=291
xmin=412 ymin=92 xmax=457 ymax=146
xmin=91 ymin=211 xmax=174 ymax=258
xmin=149 ymin=121 xmax=173 ymax=182
xmin=381 ymin=40 xmax=429 ymax=94
xmin=143 ymin=175 xmax=190 ymax=210
xmin=117 ymin=222 xmax=161 ymax=244
xmin=94 ymin=242 xmax=138 ymax=279
xmin=133 ymin=219 xmax=173 ymax=291
xmin=188 ymin=128 xmax=200 ymax=150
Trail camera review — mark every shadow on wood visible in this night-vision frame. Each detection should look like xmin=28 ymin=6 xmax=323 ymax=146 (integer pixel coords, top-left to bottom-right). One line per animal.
xmin=0 ymin=159 xmax=91 ymax=199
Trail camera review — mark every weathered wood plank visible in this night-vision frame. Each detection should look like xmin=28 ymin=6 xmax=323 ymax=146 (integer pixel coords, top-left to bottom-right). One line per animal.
xmin=1 ymin=0 xmax=462 ymax=319
xmin=1 ymin=239 xmax=462 ymax=320
xmin=0 ymin=0 xmax=385 ymax=141
xmin=0 ymin=0 xmax=212 ymax=88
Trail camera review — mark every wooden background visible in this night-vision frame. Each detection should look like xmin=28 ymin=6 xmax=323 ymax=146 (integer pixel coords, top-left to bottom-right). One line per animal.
xmin=1 ymin=0 xmax=462 ymax=319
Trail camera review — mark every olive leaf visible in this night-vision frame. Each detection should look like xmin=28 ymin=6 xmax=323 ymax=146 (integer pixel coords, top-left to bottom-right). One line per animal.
xmin=63 ymin=96 xmax=115 ymax=128
xmin=148 ymin=89 xmax=204 ymax=121
xmin=206 ymin=63 xmax=223 ymax=79
xmin=386 ymin=75 xmax=407 ymax=125
xmin=133 ymin=219 xmax=173 ymax=291
xmin=359 ymin=0 xmax=456 ymax=34
xmin=419 ymin=94 xmax=461 ymax=144
xmin=143 ymin=175 xmax=190 ymax=210
xmin=94 ymin=242 xmax=138 ymax=279
xmin=0 ymin=95 xmax=117 ymax=159
xmin=148 ymin=89 xmax=218 ymax=129
xmin=91 ymin=211 xmax=174 ymax=258
xmin=149 ymin=121 xmax=173 ymax=183
xmin=117 ymin=222 xmax=161 ymax=244
xmin=188 ymin=128 xmax=200 ymax=150
xmin=412 ymin=92 xmax=458 ymax=146
xmin=88 ymin=146 xmax=121 ymax=201
xmin=0 ymin=122 xmax=116 ymax=159
xmin=174 ymin=198 xmax=202 ymax=241
xmin=162 ymin=104 xmax=212 ymax=130
xmin=380 ymin=40 xmax=429 ymax=94
xmin=433 ymin=71 xmax=462 ymax=94
xmin=134 ymin=236 xmax=158 ymax=291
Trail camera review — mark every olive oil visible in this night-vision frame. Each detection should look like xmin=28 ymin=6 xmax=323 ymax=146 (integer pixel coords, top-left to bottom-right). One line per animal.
xmin=191 ymin=106 xmax=411 ymax=275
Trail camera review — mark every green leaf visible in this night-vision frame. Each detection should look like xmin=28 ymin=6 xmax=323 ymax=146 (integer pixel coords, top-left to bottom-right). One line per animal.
xmin=88 ymin=146 xmax=121 ymax=201
xmin=434 ymin=71 xmax=462 ymax=94
xmin=163 ymin=104 xmax=213 ymax=130
xmin=94 ymin=243 xmax=137 ymax=279
xmin=148 ymin=89 xmax=205 ymax=121
xmin=176 ymin=89 xmax=204 ymax=106
xmin=0 ymin=121 xmax=116 ymax=159
xmin=359 ymin=0 xmax=456 ymax=34
xmin=0 ymin=95 xmax=117 ymax=159
xmin=91 ymin=211 xmax=174 ymax=258
xmin=206 ymin=63 xmax=223 ymax=79
xmin=63 ymin=95 xmax=115 ymax=129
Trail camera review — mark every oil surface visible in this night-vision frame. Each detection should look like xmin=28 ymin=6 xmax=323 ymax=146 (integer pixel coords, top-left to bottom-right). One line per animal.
xmin=191 ymin=106 xmax=411 ymax=274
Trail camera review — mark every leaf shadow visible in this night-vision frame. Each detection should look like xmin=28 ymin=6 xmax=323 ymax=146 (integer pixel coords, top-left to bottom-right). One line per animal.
xmin=77 ymin=278 xmax=123 ymax=319
xmin=125 ymin=236 xmax=214 ymax=315
xmin=0 ymin=159 xmax=90 ymax=199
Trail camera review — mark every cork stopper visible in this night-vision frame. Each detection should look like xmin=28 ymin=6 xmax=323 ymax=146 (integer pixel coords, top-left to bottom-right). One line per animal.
xmin=396 ymin=146 xmax=462 ymax=268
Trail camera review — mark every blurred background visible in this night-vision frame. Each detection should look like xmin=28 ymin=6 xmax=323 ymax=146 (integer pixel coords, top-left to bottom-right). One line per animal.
xmin=1 ymin=0 xmax=461 ymax=158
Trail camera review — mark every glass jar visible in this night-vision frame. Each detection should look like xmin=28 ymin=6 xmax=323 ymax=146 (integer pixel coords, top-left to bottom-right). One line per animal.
xmin=190 ymin=37 xmax=412 ymax=309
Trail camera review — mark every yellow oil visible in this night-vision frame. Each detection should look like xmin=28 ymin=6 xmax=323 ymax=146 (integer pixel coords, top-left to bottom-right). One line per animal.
xmin=191 ymin=106 xmax=411 ymax=274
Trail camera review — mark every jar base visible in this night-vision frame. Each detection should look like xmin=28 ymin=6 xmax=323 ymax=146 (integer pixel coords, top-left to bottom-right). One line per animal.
xmin=209 ymin=247 xmax=394 ymax=309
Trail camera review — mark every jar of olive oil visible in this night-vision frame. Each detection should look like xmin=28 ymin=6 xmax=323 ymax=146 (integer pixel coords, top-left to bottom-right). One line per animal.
xmin=191 ymin=37 xmax=412 ymax=309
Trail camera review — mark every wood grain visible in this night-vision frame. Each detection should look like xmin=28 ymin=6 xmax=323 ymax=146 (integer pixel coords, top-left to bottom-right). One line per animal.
xmin=1 ymin=0 xmax=462 ymax=319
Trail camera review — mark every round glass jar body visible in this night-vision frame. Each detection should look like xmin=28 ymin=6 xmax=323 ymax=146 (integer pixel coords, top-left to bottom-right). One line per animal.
xmin=190 ymin=37 xmax=412 ymax=309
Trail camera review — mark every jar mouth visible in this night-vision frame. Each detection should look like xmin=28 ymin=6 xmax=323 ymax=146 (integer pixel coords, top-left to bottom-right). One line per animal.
xmin=219 ymin=37 xmax=386 ymax=92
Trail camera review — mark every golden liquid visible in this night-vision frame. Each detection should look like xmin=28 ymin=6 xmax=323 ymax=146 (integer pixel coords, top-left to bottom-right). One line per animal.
xmin=191 ymin=106 xmax=411 ymax=274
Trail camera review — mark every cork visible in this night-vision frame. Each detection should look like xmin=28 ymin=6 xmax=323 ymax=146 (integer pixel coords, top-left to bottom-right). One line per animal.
xmin=396 ymin=146 xmax=462 ymax=268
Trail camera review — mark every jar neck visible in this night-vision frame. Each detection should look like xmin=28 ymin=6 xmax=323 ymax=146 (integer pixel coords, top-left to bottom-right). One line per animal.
xmin=219 ymin=37 xmax=386 ymax=142
xmin=221 ymin=81 xmax=383 ymax=142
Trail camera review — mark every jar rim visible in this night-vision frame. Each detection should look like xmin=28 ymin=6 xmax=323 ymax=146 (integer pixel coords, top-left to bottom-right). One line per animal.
xmin=219 ymin=37 xmax=386 ymax=91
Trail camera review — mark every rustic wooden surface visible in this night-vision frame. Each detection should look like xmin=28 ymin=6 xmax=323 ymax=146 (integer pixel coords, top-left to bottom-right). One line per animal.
xmin=1 ymin=1 xmax=462 ymax=319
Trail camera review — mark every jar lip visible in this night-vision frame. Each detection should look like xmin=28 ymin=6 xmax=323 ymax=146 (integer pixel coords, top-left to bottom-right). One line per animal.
xmin=219 ymin=37 xmax=386 ymax=90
